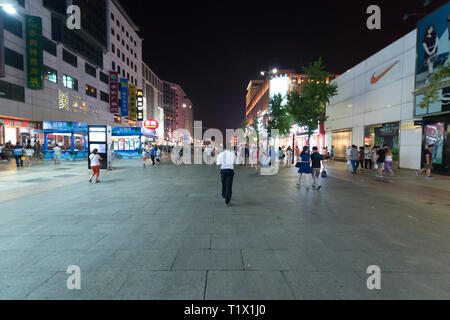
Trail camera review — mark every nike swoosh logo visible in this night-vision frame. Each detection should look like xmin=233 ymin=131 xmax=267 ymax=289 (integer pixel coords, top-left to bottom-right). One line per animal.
xmin=370 ymin=61 xmax=399 ymax=84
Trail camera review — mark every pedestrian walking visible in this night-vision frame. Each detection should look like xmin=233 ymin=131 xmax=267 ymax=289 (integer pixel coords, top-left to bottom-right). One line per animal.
xmin=13 ymin=142 xmax=24 ymax=168
xmin=53 ymin=144 xmax=62 ymax=165
xmin=297 ymin=146 xmax=312 ymax=191
xmin=156 ymin=146 xmax=161 ymax=165
xmin=384 ymin=147 xmax=395 ymax=176
xmin=416 ymin=144 xmax=435 ymax=179
xmin=364 ymin=145 xmax=372 ymax=169
xmin=142 ymin=148 xmax=148 ymax=168
xmin=372 ymin=146 xmax=378 ymax=171
xmin=278 ymin=147 xmax=284 ymax=165
xmin=376 ymin=145 xmax=387 ymax=178
xmin=350 ymin=145 xmax=358 ymax=174
xmin=150 ymin=145 xmax=156 ymax=165
xmin=249 ymin=145 xmax=259 ymax=170
xmin=284 ymin=146 xmax=292 ymax=168
xmin=216 ymin=145 xmax=236 ymax=207
xmin=0 ymin=144 xmax=8 ymax=161
xmin=89 ymin=149 xmax=103 ymax=183
xmin=330 ymin=145 xmax=335 ymax=162
xmin=24 ymin=145 xmax=34 ymax=167
xmin=345 ymin=146 xmax=352 ymax=172
xmin=356 ymin=146 xmax=365 ymax=171
xmin=311 ymin=146 xmax=326 ymax=191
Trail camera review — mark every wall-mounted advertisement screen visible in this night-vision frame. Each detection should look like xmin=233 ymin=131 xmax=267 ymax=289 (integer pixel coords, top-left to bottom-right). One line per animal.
xmin=415 ymin=2 xmax=450 ymax=91
xmin=89 ymin=144 xmax=106 ymax=154
xmin=269 ymin=75 xmax=290 ymax=105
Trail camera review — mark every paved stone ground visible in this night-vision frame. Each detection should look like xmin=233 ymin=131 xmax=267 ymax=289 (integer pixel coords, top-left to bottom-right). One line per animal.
xmin=0 ymin=157 xmax=449 ymax=300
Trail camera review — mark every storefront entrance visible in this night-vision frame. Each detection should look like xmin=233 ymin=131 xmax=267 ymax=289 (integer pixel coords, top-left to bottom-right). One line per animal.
xmin=331 ymin=130 xmax=352 ymax=159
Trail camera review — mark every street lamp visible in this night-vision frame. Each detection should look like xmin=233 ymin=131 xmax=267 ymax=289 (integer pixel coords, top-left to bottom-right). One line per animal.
xmin=259 ymin=68 xmax=278 ymax=126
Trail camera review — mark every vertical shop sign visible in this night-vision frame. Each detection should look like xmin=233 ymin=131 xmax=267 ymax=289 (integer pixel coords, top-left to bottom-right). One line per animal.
xmin=26 ymin=15 xmax=43 ymax=89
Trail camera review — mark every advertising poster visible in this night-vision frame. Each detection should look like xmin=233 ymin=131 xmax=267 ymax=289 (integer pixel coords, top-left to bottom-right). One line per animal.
xmin=25 ymin=15 xmax=43 ymax=89
xmin=416 ymin=2 xmax=450 ymax=90
xmin=120 ymin=78 xmax=129 ymax=117
xmin=137 ymin=90 xmax=144 ymax=121
xmin=425 ymin=122 xmax=445 ymax=164
xmin=374 ymin=123 xmax=400 ymax=160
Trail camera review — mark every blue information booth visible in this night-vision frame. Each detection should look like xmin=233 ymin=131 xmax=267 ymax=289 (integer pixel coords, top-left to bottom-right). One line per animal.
xmin=35 ymin=122 xmax=89 ymax=161
xmin=112 ymin=127 xmax=157 ymax=159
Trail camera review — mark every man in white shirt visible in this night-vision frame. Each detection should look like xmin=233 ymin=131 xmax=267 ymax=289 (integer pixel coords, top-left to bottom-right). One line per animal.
xmin=216 ymin=145 xmax=236 ymax=207
xmin=53 ymin=145 xmax=62 ymax=165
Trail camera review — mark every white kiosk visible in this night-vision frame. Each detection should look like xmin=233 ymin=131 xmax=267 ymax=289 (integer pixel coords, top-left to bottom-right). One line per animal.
xmin=88 ymin=125 xmax=112 ymax=170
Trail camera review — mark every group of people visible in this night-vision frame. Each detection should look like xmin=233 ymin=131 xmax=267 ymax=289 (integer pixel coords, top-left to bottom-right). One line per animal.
xmin=0 ymin=140 xmax=40 ymax=168
xmin=142 ymin=144 xmax=162 ymax=168
xmin=296 ymin=146 xmax=327 ymax=191
xmin=345 ymin=144 xmax=395 ymax=178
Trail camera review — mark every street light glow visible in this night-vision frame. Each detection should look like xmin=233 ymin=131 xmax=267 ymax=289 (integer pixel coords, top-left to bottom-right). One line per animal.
xmin=272 ymin=68 xmax=278 ymax=74
xmin=2 ymin=5 xmax=17 ymax=15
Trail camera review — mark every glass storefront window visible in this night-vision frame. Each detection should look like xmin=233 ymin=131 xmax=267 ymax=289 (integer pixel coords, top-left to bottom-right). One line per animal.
xmin=425 ymin=123 xmax=445 ymax=164
xmin=364 ymin=122 xmax=400 ymax=161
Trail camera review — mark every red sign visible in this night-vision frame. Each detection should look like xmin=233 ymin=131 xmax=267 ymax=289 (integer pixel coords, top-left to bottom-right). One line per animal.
xmin=144 ymin=119 xmax=159 ymax=130
xmin=109 ymin=72 xmax=119 ymax=113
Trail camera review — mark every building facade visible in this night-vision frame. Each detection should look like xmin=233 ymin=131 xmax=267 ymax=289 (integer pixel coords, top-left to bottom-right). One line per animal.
xmin=107 ymin=0 xmax=143 ymax=127
xmin=142 ymin=62 xmax=163 ymax=141
xmin=162 ymin=80 xmax=193 ymax=142
xmin=325 ymin=30 xmax=421 ymax=170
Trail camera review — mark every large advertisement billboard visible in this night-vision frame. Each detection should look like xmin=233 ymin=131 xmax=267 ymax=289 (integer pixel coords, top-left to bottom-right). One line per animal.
xmin=269 ymin=75 xmax=290 ymax=105
xmin=415 ymin=2 xmax=450 ymax=115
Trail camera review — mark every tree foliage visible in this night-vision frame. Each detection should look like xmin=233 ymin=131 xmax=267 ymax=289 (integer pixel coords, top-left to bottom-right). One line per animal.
xmin=418 ymin=62 xmax=450 ymax=109
xmin=267 ymin=93 xmax=292 ymax=137
xmin=287 ymin=58 xmax=338 ymax=144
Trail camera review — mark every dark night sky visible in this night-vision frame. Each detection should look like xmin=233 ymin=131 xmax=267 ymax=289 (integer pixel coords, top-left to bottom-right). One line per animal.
xmin=118 ymin=0 xmax=449 ymax=132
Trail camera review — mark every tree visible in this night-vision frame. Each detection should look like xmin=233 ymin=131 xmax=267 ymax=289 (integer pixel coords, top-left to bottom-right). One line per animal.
xmin=267 ymin=93 xmax=292 ymax=137
xmin=242 ymin=117 xmax=249 ymax=128
xmin=249 ymin=116 xmax=261 ymax=146
xmin=287 ymin=58 xmax=338 ymax=147
xmin=418 ymin=62 xmax=450 ymax=110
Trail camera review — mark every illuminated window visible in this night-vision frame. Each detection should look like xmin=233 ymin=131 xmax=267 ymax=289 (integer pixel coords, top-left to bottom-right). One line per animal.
xmin=63 ymin=75 xmax=78 ymax=91
xmin=44 ymin=65 xmax=58 ymax=84
xmin=85 ymin=84 xmax=97 ymax=98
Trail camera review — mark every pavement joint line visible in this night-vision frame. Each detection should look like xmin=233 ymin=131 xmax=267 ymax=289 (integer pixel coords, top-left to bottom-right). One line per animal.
xmin=23 ymin=270 xmax=60 ymax=300
xmin=280 ymin=270 xmax=298 ymax=299
xmin=203 ymin=270 xmax=209 ymax=300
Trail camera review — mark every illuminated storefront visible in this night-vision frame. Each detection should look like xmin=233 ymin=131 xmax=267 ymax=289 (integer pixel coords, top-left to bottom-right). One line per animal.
xmin=0 ymin=117 xmax=42 ymax=145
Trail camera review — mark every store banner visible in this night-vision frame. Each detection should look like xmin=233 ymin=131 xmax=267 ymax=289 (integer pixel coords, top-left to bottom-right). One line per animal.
xmin=137 ymin=90 xmax=144 ymax=121
xmin=120 ymin=78 xmax=129 ymax=117
xmin=109 ymin=72 xmax=119 ymax=114
xmin=25 ymin=15 xmax=43 ymax=89
xmin=129 ymin=84 xmax=137 ymax=120
xmin=0 ymin=13 xmax=5 ymax=78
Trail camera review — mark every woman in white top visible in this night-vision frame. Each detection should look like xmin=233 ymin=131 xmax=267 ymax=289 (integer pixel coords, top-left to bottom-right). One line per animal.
xmin=24 ymin=146 xmax=34 ymax=167
xmin=284 ymin=147 xmax=292 ymax=167
xmin=384 ymin=146 xmax=394 ymax=176
xmin=89 ymin=149 xmax=103 ymax=183
xmin=156 ymin=147 xmax=161 ymax=165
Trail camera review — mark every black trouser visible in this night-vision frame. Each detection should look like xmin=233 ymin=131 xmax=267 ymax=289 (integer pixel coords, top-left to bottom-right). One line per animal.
xmin=356 ymin=160 xmax=364 ymax=168
xmin=365 ymin=159 xmax=373 ymax=169
xmin=151 ymin=155 xmax=155 ymax=165
xmin=221 ymin=169 xmax=234 ymax=205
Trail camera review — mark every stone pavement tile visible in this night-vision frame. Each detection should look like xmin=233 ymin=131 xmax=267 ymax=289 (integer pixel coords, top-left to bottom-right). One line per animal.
xmin=138 ymin=222 xmax=190 ymax=235
xmin=30 ymin=224 xmax=95 ymax=236
xmin=90 ymin=235 xmax=147 ymax=250
xmin=0 ymin=250 xmax=54 ymax=273
xmin=284 ymin=271 xmax=381 ymax=300
xmin=154 ymin=206 xmax=198 ymax=215
xmin=316 ymin=235 xmax=389 ymax=252
xmin=303 ymin=249 xmax=376 ymax=272
xmin=0 ymin=236 xmax=49 ymax=250
xmin=264 ymin=234 xmax=328 ymax=251
xmin=87 ymin=223 xmax=143 ymax=235
xmin=205 ymin=271 xmax=294 ymax=300
xmin=28 ymin=250 xmax=116 ymax=272
xmin=25 ymin=270 xmax=129 ymax=300
xmin=114 ymin=271 xmax=206 ymax=300
xmin=36 ymin=235 xmax=106 ymax=251
xmin=242 ymin=250 xmax=284 ymax=271
xmin=0 ymin=271 xmax=57 ymax=300
xmin=187 ymin=222 xmax=240 ymax=235
xmin=74 ymin=207 xmax=121 ymax=216
xmin=99 ymin=250 xmax=178 ymax=271
xmin=363 ymin=251 xmax=450 ymax=273
xmin=172 ymin=249 xmax=243 ymax=271
xmin=372 ymin=272 xmax=450 ymax=300
xmin=0 ymin=222 xmax=49 ymax=236
xmin=127 ymin=213 xmax=196 ymax=225
xmin=211 ymin=234 xmax=270 ymax=249
xmin=142 ymin=234 xmax=212 ymax=250
xmin=273 ymin=250 xmax=317 ymax=271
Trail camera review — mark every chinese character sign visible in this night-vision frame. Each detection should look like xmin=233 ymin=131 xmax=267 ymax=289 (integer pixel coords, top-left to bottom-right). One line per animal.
xmin=120 ymin=79 xmax=129 ymax=117
xmin=26 ymin=16 xmax=43 ymax=89
xmin=137 ymin=90 xmax=144 ymax=121
xmin=129 ymin=84 xmax=137 ymax=120
xmin=109 ymin=72 xmax=119 ymax=114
